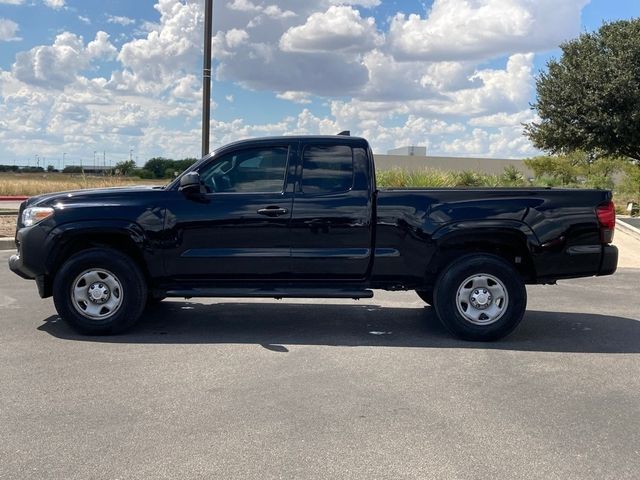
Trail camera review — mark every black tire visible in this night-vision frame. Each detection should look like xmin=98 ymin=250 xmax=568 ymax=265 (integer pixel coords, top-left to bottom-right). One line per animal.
xmin=433 ymin=254 xmax=526 ymax=341
xmin=53 ymin=248 xmax=147 ymax=335
xmin=415 ymin=289 xmax=434 ymax=305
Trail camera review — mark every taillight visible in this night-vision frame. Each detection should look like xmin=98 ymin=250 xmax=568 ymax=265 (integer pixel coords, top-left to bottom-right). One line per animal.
xmin=596 ymin=201 xmax=616 ymax=244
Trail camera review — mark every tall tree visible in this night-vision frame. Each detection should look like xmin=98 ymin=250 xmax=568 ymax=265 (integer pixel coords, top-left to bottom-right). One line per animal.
xmin=525 ymin=19 xmax=640 ymax=161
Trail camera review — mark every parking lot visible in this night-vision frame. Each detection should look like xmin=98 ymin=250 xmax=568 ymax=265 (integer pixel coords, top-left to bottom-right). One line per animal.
xmin=1 ymin=243 xmax=639 ymax=480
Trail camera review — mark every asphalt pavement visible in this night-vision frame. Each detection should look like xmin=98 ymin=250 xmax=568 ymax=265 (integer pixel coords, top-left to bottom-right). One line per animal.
xmin=1 ymin=250 xmax=639 ymax=480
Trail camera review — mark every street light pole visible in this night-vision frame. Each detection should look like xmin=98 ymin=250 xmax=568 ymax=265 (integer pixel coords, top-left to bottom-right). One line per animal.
xmin=201 ymin=0 xmax=213 ymax=158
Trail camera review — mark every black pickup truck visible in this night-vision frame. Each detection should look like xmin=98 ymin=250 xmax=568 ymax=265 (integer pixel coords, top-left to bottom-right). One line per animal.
xmin=9 ymin=135 xmax=618 ymax=340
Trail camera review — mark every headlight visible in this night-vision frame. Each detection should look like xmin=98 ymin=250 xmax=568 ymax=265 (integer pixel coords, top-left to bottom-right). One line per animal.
xmin=22 ymin=207 xmax=54 ymax=227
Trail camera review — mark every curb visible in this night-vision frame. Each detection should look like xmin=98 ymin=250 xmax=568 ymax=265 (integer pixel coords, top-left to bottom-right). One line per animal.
xmin=618 ymin=217 xmax=640 ymax=241
xmin=0 ymin=196 xmax=28 ymax=201
xmin=0 ymin=237 xmax=16 ymax=251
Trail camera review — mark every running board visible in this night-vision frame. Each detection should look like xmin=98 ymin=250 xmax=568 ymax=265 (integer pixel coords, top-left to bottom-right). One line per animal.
xmin=165 ymin=287 xmax=374 ymax=300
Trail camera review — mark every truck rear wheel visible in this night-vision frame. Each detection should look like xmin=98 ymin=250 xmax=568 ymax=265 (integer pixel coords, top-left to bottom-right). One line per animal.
xmin=433 ymin=254 xmax=526 ymax=341
xmin=53 ymin=248 xmax=147 ymax=335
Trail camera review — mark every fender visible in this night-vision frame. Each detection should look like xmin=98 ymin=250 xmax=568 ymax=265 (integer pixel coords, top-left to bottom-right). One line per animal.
xmin=428 ymin=219 xmax=541 ymax=278
xmin=43 ymin=219 xmax=162 ymax=278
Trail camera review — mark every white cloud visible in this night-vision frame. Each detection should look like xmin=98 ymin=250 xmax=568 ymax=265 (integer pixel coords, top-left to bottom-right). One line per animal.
xmin=389 ymin=0 xmax=588 ymax=61
xmin=226 ymin=0 xmax=296 ymax=18
xmin=263 ymin=5 xmax=296 ymax=19
xmin=280 ymin=6 xmax=382 ymax=53
xmin=0 ymin=0 xmax=24 ymax=4
xmin=12 ymin=31 xmax=116 ymax=89
xmin=43 ymin=0 xmax=65 ymax=9
xmin=107 ymin=15 xmax=136 ymax=26
xmin=469 ymin=110 xmax=536 ymax=128
xmin=78 ymin=15 xmax=91 ymax=25
xmin=0 ymin=18 xmax=20 ymax=42
xmin=115 ymin=0 xmax=201 ymax=93
xmin=329 ymin=0 xmax=381 ymax=6
xmin=0 ymin=0 xmax=589 ymax=162
xmin=227 ymin=0 xmax=261 ymax=12
xmin=225 ymin=28 xmax=249 ymax=48
xmin=172 ymin=74 xmax=200 ymax=100
xmin=277 ymin=91 xmax=311 ymax=104
xmin=437 ymin=126 xmax=537 ymax=158
xmin=443 ymin=53 xmax=535 ymax=115
xmin=86 ymin=31 xmax=118 ymax=59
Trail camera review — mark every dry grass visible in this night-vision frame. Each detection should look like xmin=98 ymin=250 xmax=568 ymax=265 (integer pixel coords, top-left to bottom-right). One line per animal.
xmin=0 ymin=172 xmax=165 ymax=196
xmin=0 ymin=215 xmax=16 ymax=237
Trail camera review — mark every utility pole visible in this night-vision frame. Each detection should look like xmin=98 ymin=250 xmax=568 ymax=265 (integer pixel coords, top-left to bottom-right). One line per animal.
xmin=62 ymin=152 xmax=66 ymax=170
xmin=201 ymin=0 xmax=213 ymax=158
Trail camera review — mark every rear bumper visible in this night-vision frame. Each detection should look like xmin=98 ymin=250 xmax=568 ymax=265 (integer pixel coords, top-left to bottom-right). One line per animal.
xmin=598 ymin=244 xmax=618 ymax=276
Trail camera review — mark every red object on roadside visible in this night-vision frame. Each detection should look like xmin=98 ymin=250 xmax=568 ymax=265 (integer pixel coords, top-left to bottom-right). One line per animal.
xmin=0 ymin=196 xmax=28 ymax=201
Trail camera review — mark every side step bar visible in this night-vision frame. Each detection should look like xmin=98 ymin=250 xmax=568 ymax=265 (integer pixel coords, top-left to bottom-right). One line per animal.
xmin=164 ymin=287 xmax=374 ymax=300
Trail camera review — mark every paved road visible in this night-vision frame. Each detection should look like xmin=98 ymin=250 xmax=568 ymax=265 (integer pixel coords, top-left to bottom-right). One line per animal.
xmin=620 ymin=216 xmax=640 ymax=229
xmin=1 ymin=251 xmax=639 ymax=480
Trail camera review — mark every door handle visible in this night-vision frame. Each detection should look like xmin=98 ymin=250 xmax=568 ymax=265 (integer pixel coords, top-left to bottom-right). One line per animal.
xmin=257 ymin=206 xmax=289 ymax=217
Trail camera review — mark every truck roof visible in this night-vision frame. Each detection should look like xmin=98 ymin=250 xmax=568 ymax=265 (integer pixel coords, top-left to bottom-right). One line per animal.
xmin=215 ymin=135 xmax=369 ymax=153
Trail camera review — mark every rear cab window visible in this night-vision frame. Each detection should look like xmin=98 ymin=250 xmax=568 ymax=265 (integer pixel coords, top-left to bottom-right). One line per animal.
xmin=301 ymin=145 xmax=354 ymax=195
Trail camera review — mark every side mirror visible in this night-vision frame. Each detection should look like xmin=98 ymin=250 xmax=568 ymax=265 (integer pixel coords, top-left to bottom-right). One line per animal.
xmin=179 ymin=172 xmax=201 ymax=195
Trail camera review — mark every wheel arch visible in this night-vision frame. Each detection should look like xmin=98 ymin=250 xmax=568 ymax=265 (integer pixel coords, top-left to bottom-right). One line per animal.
xmin=43 ymin=221 xmax=153 ymax=297
xmin=426 ymin=222 xmax=538 ymax=285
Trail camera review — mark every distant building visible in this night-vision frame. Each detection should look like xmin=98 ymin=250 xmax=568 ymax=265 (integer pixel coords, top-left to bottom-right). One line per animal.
xmin=375 ymin=153 xmax=532 ymax=176
xmin=387 ymin=146 xmax=427 ymax=156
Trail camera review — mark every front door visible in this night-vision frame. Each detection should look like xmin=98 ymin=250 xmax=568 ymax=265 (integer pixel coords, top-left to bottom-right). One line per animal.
xmin=163 ymin=142 xmax=296 ymax=281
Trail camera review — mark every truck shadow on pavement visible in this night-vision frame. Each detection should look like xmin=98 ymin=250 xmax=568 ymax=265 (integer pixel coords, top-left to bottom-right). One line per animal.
xmin=37 ymin=301 xmax=640 ymax=354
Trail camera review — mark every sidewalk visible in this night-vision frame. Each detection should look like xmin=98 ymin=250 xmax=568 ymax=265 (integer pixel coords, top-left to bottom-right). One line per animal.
xmin=614 ymin=228 xmax=640 ymax=268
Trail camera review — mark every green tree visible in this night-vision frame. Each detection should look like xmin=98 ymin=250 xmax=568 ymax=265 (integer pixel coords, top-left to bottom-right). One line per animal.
xmin=142 ymin=157 xmax=197 ymax=178
xmin=525 ymin=151 xmax=624 ymax=187
xmin=115 ymin=160 xmax=136 ymax=176
xmin=144 ymin=158 xmax=172 ymax=179
xmin=524 ymin=153 xmax=581 ymax=185
xmin=620 ymin=163 xmax=640 ymax=203
xmin=525 ymin=19 xmax=640 ymax=161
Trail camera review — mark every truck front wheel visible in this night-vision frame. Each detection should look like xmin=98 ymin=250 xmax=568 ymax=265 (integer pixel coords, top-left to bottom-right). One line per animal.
xmin=433 ymin=254 xmax=527 ymax=341
xmin=53 ymin=248 xmax=147 ymax=335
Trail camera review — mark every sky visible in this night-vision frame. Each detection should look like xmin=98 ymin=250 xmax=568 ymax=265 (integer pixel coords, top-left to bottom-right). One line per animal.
xmin=0 ymin=0 xmax=639 ymax=167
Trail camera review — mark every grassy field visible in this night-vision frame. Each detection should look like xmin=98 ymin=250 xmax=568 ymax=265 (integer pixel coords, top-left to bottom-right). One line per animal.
xmin=0 ymin=172 xmax=165 ymax=196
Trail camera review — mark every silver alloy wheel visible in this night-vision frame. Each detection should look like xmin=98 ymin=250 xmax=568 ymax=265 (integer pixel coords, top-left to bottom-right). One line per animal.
xmin=70 ymin=269 xmax=123 ymax=321
xmin=455 ymin=273 xmax=509 ymax=326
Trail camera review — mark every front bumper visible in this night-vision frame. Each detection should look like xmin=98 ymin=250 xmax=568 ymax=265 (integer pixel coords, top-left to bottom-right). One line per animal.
xmin=8 ymin=224 xmax=54 ymax=298
xmin=8 ymin=252 xmax=35 ymax=279
xmin=598 ymin=244 xmax=618 ymax=276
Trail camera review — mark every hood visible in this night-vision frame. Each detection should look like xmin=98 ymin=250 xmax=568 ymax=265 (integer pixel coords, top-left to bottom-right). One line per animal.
xmin=26 ymin=185 xmax=164 ymax=208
